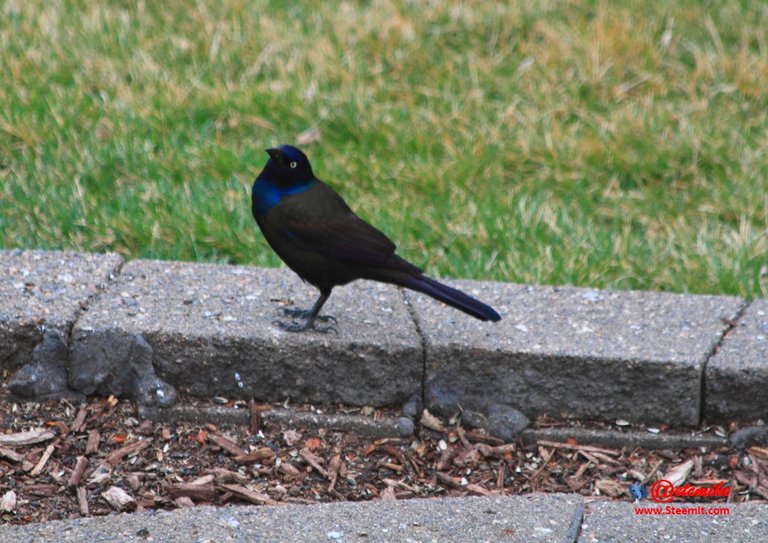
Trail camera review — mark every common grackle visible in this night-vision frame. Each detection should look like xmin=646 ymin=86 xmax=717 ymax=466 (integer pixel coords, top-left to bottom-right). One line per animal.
xmin=251 ymin=145 xmax=501 ymax=332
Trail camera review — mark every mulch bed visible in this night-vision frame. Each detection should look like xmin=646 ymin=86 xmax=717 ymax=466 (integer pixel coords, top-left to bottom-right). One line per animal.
xmin=1 ymin=390 xmax=766 ymax=525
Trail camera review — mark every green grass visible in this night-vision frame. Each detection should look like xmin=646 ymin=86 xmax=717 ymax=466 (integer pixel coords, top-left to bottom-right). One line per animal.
xmin=1 ymin=0 xmax=766 ymax=298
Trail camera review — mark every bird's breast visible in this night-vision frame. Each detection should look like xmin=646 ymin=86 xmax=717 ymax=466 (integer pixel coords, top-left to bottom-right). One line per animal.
xmin=251 ymin=178 xmax=317 ymax=217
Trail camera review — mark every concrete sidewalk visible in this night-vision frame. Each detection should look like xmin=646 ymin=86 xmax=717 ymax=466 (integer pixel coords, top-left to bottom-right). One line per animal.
xmin=0 ymin=494 xmax=763 ymax=543
xmin=1 ymin=249 xmax=762 ymax=426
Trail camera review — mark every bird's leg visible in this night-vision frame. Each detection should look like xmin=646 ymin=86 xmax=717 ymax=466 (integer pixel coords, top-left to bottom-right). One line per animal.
xmin=276 ymin=291 xmax=337 ymax=333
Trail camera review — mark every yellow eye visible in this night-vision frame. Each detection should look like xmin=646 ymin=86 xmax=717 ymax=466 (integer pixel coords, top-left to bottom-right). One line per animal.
xmin=289 ymin=161 xmax=298 ymax=168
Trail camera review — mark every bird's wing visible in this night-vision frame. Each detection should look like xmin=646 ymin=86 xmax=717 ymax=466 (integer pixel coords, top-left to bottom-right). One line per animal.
xmin=270 ymin=180 xmax=422 ymax=274
xmin=282 ymin=215 xmax=422 ymax=274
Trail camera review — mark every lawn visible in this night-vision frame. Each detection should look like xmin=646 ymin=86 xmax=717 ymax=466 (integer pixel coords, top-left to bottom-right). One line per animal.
xmin=1 ymin=0 xmax=766 ymax=298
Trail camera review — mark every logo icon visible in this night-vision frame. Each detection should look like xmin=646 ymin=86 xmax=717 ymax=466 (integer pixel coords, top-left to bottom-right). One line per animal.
xmin=628 ymin=481 xmax=649 ymax=502
xmin=627 ymin=480 xmax=730 ymax=503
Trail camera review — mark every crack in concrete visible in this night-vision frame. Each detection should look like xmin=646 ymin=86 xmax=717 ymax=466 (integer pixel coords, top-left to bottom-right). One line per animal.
xmin=571 ymin=504 xmax=586 ymax=543
xmin=65 ymin=255 xmax=126 ymax=343
xmin=698 ymin=299 xmax=751 ymax=425
xmin=400 ymin=288 xmax=428 ymax=406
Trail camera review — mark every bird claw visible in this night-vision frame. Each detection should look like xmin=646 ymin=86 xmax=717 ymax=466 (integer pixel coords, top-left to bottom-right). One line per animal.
xmin=273 ymin=318 xmax=338 ymax=334
xmin=281 ymin=307 xmax=312 ymax=319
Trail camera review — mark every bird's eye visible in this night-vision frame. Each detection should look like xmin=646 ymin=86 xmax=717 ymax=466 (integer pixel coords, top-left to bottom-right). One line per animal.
xmin=289 ymin=161 xmax=298 ymax=169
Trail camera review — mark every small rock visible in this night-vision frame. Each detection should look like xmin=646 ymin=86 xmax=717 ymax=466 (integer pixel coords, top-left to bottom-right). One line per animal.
xmin=424 ymin=383 xmax=463 ymax=419
xmin=460 ymin=409 xmax=487 ymax=429
xmin=730 ymin=425 xmax=768 ymax=450
xmin=484 ymin=404 xmax=529 ymax=443
xmin=401 ymin=394 xmax=423 ymax=420
xmin=212 ymin=396 xmax=229 ymax=405
xmin=396 ymin=417 xmax=415 ymax=438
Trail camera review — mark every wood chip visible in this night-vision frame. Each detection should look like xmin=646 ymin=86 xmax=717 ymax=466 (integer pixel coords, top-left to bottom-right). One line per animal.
xmin=106 ymin=439 xmax=151 ymax=466
xmin=278 ymin=461 xmax=301 ymax=478
xmin=126 ymin=473 xmax=142 ymax=491
xmin=68 ymin=456 xmax=89 ymax=487
xmin=208 ymin=434 xmax=246 ymax=456
xmin=662 ymin=459 xmax=694 ymax=487
xmin=420 ymin=409 xmax=445 ymax=432
xmin=328 ymin=454 xmax=342 ymax=491
xmin=87 ymin=463 xmax=111 ymax=486
xmin=1 ymin=490 xmax=16 ymax=512
xmin=70 ymin=408 xmax=88 ymax=433
xmin=85 ymin=430 xmax=100 ymax=455
xmin=475 ymin=443 xmax=517 ymax=458
xmin=217 ymin=483 xmax=276 ymax=505
xmin=26 ymin=484 xmax=59 ymax=496
xmin=535 ymin=440 xmax=620 ymax=456
xmin=436 ymin=471 xmax=462 ymax=489
xmin=170 ymin=481 xmax=216 ymax=502
xmin=206 ymin=467 xmax=249 ymax=484
xmin=76 ymin=487 xmax=89 ymax=517
xmin=101 ymin=486 xmax=136 ymax=512
xmin=233 ymin=447 xmax=276 ymax=465
xmin=465 ymin=483 xmax=493 ymax=496
xmin=595 ymin=479 xmax=625 ymax=497
xmin=379 ymin=485 xmax=396 ymax=501
xmin=174 ymin=496 xmax=195 ymax=508
xmin=0 ymin=446 xmax=24 ymax=463
xmin=30 ymin=444 xmax=55 ymax=476
xmin=0 ymin=429 xmax=56 ymax=447
xmin=50 ymin=420 xmax=69 ymax=436
xmin=299 ymin=448 xmax=329 ymax=479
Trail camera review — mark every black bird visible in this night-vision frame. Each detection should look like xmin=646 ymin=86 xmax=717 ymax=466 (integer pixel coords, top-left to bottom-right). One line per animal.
xmin=251 ymin=145 xmax=501 ymax=332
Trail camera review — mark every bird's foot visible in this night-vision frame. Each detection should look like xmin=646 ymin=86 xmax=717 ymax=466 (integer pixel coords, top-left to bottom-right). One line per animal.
xmin=273 ymin=315 xmax=338 ymax=334
xmin=281 ymin=307 xmax=337 ymax=324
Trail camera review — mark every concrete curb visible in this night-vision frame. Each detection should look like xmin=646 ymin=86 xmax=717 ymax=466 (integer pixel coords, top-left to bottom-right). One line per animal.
xmin=1 ymin=249 xmax=763 ymax=426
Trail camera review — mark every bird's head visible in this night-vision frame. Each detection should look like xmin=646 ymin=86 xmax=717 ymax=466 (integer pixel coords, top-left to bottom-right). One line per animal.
xmin=263 ymin=145 xmax=315 ymax=186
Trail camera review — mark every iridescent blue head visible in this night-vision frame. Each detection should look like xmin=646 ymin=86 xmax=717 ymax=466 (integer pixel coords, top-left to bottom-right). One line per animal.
xmin=252 ymin=145 xmax=318 ymax=216
xmin=262 ymin=145 xmax=315 ymax=186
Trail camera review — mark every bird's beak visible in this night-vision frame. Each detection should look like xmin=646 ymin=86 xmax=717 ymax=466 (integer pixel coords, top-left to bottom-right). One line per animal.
xmin=266 ymin=148 xmax=285 ymax=166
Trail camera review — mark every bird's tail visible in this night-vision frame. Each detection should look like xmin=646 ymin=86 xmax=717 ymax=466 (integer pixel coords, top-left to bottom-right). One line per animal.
xmin=396 ymin=274 xmax=501 ymax=322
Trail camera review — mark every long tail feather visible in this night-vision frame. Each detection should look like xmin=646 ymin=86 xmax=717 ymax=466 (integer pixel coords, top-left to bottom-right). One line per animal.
xmin=398 ymin=274 xmax=501 ymax=322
